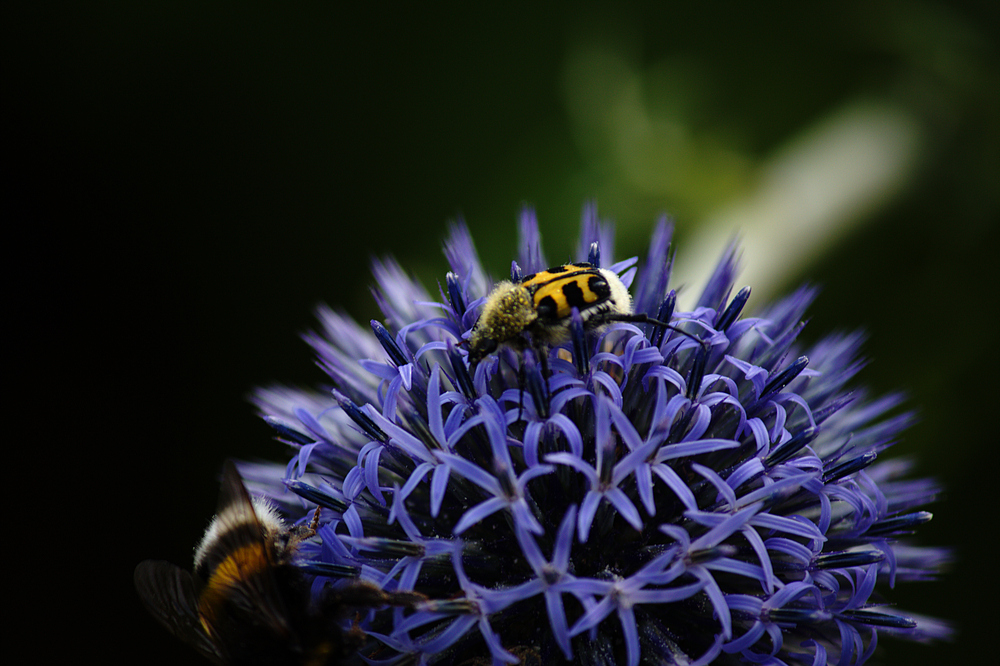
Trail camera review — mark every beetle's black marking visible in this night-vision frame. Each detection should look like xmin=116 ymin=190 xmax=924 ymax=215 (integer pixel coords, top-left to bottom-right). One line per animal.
xmin=561 ymin=280 xmax=588 ymax=310
xmin=521 ymin=272 xmax=537 ymax=283
xmin=547 ymin=265 xmax=570 ymax=274
xmin=587 ymin=274 xmax=611 ymax=301
xmin=536 ymin=295 xmax=559 ymax=321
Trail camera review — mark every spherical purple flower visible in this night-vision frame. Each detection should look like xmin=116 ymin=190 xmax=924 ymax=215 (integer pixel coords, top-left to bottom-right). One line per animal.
xmin=248 ymin=206 xmax=950 ymax=665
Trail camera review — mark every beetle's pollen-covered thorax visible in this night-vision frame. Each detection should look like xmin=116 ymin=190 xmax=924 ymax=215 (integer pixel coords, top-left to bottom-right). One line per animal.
xmin=467 ymin=281 xmax=537 ymax=362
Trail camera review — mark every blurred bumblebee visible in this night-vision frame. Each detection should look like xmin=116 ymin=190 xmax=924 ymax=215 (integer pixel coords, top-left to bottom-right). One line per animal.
xmin=467 ymin=262 xmax=698 ymax=371
xmin=135 ymin=461 xmax=421 ymax=666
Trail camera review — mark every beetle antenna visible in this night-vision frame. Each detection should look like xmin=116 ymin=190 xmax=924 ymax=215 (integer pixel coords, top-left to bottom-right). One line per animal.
xmin=604 ymin=312 xmax=709 ymax=351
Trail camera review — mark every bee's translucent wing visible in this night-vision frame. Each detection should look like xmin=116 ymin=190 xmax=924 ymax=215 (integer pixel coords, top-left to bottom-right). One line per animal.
xmin=134 ymin=560 xmax=226 ymax=665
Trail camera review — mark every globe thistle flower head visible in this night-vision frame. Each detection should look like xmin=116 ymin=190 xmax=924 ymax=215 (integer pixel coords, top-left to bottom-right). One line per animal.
xmin=251 ymin=206 xmax=951 ymax=665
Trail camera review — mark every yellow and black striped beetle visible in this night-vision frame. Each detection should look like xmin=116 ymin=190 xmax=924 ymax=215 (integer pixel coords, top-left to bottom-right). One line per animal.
xmin=466 ymin=262 xmax=632 ymax=369
xmin=467 ymin=262 xmax=699 ymax=372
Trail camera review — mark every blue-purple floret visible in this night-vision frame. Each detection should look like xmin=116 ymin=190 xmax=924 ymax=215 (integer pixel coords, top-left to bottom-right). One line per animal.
xmin=248 ymin=205 xmax=950 ymax=665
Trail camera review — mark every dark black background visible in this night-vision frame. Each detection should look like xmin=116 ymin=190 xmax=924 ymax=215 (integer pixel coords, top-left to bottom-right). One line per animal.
xmin=9 ymin=2 xmax=996 ymax=663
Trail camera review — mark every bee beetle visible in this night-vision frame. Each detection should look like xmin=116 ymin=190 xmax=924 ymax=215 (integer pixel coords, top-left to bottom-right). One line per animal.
xmin=467 ymin=262 xmax=701 ymax=374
